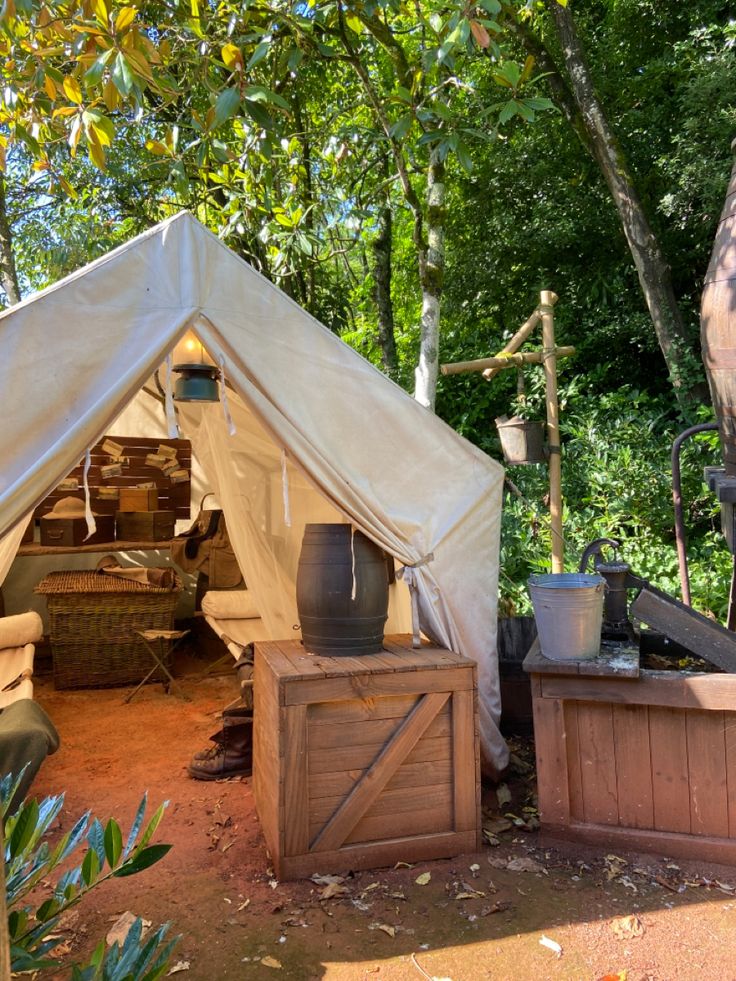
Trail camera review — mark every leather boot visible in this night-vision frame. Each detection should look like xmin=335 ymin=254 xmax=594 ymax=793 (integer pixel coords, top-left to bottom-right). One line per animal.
xmin=188 ymin=712 xmax=253 ymax=780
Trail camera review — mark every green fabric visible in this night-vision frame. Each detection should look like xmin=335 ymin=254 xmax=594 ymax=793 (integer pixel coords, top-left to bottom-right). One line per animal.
xmin=0 ymin=699 xmax=59 ymax=813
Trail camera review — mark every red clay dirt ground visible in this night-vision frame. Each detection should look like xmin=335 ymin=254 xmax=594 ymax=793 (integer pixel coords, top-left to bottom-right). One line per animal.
xmin=25 ymin=664 xmax=736 ymax=981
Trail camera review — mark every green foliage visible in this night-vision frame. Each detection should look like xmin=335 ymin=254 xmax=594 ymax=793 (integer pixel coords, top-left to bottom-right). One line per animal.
xmin=498 ymin=386 xmax=730 ymax=620
xmin=2 ymin=772 xmax=179 ymax=977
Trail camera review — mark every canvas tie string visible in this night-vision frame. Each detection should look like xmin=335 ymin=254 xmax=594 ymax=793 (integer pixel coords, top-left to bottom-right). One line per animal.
xmin=398 ymin=553 xmax=434 ymax=648
xmin=281 ymin=449 xmax=291 ymax=527
xmin=164 ymin=353 xmax=179 ymax=438
xmin=350 ymin=526 xmax=357 ymax=601
xmin=82 ymin=449 xmax=97 ymax=540
xmin=218 ymin=354 xmax=236 ymax=436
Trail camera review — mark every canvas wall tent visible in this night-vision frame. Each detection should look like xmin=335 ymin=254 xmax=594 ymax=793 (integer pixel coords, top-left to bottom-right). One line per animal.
xmin=0 ymin=212 xmax=508 ymax=774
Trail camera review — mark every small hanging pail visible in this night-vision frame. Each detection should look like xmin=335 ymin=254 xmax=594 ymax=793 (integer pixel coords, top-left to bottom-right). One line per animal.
xmin=528 ymin=573 xmax=605 ymax=661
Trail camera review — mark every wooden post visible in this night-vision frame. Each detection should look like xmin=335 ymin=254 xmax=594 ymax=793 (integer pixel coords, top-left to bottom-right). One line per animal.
xmin=540 ymin=290 xmax=563 ymax=573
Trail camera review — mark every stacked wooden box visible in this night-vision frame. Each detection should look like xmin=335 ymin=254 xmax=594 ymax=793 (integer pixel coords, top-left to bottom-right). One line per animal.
xmin=253 ymin=636 xmax=480 ymax=880
xmin=116 ymin=487 xmax=175 ymax=542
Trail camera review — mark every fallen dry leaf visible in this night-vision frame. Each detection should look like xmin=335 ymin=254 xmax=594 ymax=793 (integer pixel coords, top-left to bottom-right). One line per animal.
xmin=611 ymin=915 xmax=644 ymax=940
xmin=311 ymin=873 xmax=345 ymax=886
xmin=237 ymin=899 xmax=251 ymax=912
xmin=496 ymin=783 xmax=512 ymax=808
xmin=506 ymin=856 xmax=544 ymax=874
xmin=598 ymin=973 xmax=628 ymax=981
xmin=415 ymin=871 xmax=431 ymax=885
xmin=106 ymin=912 xmax=151 ymax=948
xmin=319 ymin=882 xmax=349 ymax=900
xmin=261 ymin=955 xmax=282 ymax=969
xmin=369 ymin=922 xmax=396 ymax=938
xmin=166 ymin=962 xmax=191 ymax=976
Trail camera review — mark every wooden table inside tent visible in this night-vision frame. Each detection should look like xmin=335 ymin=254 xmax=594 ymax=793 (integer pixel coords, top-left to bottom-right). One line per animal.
xmin=253 ymin=635 xmax=480 ymax=880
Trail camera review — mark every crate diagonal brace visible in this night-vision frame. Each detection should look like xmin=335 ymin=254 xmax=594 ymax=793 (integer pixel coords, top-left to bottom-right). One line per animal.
xmin=309 ymin=690 xmax=451 ymax=853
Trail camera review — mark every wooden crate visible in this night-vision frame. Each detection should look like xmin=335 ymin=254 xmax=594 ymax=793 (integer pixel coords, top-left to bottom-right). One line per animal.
xmin=119 ymin=487 xmax=159 ymax=512
xmin=253 ymin=636 xmax=480 ymax=880
xmin=40 ymin=513 xmax=115 ymax=547
xmin=524 ymin=639 xmax=736 ymax=865
xmin=115 ymin=510 xmax=175 ymax=542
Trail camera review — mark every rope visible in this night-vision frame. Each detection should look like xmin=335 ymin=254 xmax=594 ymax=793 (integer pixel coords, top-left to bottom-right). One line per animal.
xmin=82 ymin=449 xmax=97 ymax=541
xmin=280 ymin=449 xmax=291 ymax=527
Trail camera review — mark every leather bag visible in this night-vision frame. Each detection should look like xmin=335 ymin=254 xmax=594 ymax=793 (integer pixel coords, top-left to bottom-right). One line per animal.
xmin=170 ymin=493 xmax=243 ymax=588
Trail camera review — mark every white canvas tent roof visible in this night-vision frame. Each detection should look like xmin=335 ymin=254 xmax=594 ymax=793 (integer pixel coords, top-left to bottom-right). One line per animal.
xmin=0 ymin=212 xmax=507 ymax=774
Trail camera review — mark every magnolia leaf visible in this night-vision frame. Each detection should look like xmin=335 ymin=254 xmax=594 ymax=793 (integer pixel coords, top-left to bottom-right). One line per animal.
xmin=145 ymin=139 xmax=169 ymax=155
xmin=221 ymin=42 xmax=241 ymax=69
xmin=345 ymin=13 xmax=362 ymax=33
xmin=415 ymin=871 xmax=431 ymax=885
xmin=247 ymin=39 xmax=270 ymax=70
xmin=213 ymin=87 xmax=240 ymax=128
xmin=111 ymin=52 xmax=134 ymax=96
xmin=62 ymin=75 xmax=83 ymax=104
xmin=261 ymin=956 xmax=282 ymax=969
xmin=115 ymin=6 xmax=136 ymax=31
xmin=43 ymin=74 xmax=57 ymax=99
xmin=92 ymin=0 xmax=107 ymax=25
xmin=81 ymin=845 xmax=101 ymax=885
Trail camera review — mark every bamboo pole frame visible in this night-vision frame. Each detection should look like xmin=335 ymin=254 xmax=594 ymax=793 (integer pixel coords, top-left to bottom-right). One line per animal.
xmin=440 ymin=290 xmax=567 ymax=573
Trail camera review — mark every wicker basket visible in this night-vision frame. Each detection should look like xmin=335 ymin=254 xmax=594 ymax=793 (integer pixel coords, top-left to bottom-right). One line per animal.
xmin=35 ymin=570 xmax=181 ymax=690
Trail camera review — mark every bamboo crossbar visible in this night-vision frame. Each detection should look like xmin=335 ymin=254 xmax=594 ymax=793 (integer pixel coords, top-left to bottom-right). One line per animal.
xmin=441 ymin=346 xmax=574 ymax=377
xmin=482 ymin=309 xmax=542 ymax=382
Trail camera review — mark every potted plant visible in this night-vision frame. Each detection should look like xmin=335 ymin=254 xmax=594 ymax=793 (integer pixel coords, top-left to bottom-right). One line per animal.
xmin=495 ymin=374 xmax=547 ymax=465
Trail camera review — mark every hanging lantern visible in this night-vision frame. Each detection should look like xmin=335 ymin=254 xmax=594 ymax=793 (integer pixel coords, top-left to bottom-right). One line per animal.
xmin=172 ymin=331 xmax=219 ymax=402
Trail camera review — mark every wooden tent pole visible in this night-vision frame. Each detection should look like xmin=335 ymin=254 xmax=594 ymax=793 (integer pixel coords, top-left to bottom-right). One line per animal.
xmin=0 ymin=824 xmax=9 ymax=981
xmin=540 ymin=290 xmax=563 ymax=572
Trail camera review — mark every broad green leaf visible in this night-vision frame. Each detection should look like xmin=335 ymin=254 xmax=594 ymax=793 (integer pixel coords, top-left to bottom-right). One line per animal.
xmin=62 ymin=76 xmax=82 ymax=104
xmin=244 ymin=99 xmax=272 ymax=128
xmin=213 ymin=87 xmax=240 ymax=128
xmin=104 ymin=818 xmax=123 ymax=867
xmin=247 ymin=39 xmax=270 ymax=70
xmin=9 ymin=798 xmax=38 ymax=857
xmin=81 ymin=846 xmax=100 ymax=886
xmin=146 ymin=139 xmax=169 ymax=155
xmin=113 ymin=843 xmax=172 ymax=877
xmin=244 ymin=85 xmax=289 ymax=111
xmin=389 ymin=114 xmax=412 ymax=140
xmin=499 ymin=100 xmax=517 ymax=124
xmin=345 ymin=13 xmax=362 ymax=33
xmin=111 ymin=53 xmax=134 ymax=96
xmin=455 ymin=142 xmax=473 ymax=173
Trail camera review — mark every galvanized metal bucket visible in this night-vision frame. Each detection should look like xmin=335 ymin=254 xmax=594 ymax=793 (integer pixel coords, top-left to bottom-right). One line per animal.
xmin=528 ymin=573 xmax=605 ymax=661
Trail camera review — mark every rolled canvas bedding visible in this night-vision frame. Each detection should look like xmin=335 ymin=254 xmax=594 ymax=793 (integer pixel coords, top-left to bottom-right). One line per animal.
xmin=201 ymin=589 xmax=260 ymax=620
xmin=0 ymin=612 xmax=43 ymax=650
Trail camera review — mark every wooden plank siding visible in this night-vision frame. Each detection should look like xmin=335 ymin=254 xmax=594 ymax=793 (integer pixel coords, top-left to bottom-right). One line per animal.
xmin=527 ymin=649 xmax=736 ymax=866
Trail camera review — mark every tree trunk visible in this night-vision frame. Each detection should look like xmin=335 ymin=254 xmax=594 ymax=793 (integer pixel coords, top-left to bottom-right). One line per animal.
xmin=547 ymin=0 xmax=706 ymax=410
xmin=414 ymin=150 xmax=445 ymax=411
xmin=0 ymin=178 xmax=20 ymax=307
xmin=372 ymin=181 xmax=398 ymax=374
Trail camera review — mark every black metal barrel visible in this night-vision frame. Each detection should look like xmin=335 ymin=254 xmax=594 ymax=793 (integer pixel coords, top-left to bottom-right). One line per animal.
xmin=296 ymin=523 xmax=389 ymax=656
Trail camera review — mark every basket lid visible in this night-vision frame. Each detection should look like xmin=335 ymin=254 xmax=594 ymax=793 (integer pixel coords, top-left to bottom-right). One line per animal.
xmin=35 ymin=569 xmax=181 ymax=595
